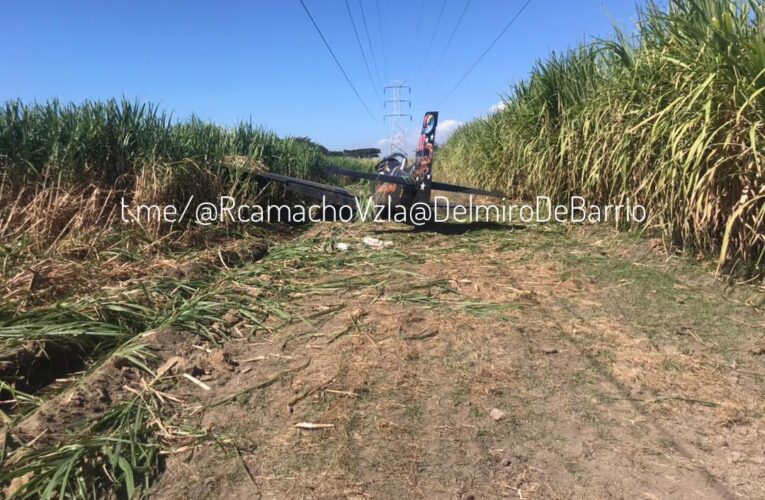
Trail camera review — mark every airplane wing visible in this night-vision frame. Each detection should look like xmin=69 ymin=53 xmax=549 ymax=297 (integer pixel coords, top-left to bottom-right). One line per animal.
xmin=326 ymin=165 xmax=506 ymax=199
xmin=257 ymin=171 xmax=358 ymax=206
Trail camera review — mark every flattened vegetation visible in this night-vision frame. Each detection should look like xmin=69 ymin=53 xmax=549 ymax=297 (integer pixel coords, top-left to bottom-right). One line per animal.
xmin=139 ymin=223 xmax=763 ymax=499
xmin=2 ymin=222 xmax=763 ymax=498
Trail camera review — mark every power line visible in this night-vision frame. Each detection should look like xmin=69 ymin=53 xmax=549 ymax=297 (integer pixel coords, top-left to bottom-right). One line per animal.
xmin=427 ymin=0 xmax=472 ymax=84
xmin=411 ymin=0 xmax=426 ymax=79
xmin=345 ymin=0 xmax=382 ymax=106
xmin=440 ymin=0 xmax=533 ymax=104
xmin=416 ymin=0 xmax=448 ymax=83
xmin=414 ymin=0 xmax=426 ymax=38
xmin=357 ymin=0 xmax=384 ymax=87
xmin=298 ymin=0 xmax=380 ymax=122
xmin=375 ymin=0 xmax=388 ymax=83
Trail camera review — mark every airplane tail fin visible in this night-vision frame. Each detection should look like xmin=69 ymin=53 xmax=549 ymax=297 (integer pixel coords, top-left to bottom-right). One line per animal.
xmin=412 ymin=112 xmax=438 ymax=203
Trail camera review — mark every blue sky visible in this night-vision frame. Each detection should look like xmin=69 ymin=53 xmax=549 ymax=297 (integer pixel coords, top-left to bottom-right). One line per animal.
xmin=4 ymin=0 xmax=644 ymax=152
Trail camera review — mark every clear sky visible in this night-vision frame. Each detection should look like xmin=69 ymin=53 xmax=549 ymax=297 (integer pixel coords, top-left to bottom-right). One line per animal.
xmin=4 ymin=0 xmax=645 ymax=152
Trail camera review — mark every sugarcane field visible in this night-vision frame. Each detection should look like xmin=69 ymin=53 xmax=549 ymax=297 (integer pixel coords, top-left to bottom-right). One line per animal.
xmin=1 ymin=1 xmax=764 ymax=498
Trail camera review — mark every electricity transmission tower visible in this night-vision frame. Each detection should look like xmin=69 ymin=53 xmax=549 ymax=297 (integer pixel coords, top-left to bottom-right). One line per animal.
xmin=384 ymin=81 xmax=412 ymax=156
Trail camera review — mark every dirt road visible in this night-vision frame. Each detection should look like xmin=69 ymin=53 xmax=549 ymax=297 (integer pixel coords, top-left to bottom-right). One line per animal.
xmin=144 ymin=222 xmax=764 ymax=499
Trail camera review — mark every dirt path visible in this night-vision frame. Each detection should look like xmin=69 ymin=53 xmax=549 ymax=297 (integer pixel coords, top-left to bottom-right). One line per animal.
xmin=147 ymin=222 xmax=765 ymax=499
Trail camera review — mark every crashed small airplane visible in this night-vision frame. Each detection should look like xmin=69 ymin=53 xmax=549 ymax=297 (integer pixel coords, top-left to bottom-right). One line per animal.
xmin=255 ymin=112 xmax=506 ymax=222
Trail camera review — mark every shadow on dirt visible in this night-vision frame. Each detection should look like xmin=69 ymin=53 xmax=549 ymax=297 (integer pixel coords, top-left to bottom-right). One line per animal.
xmin=371 ymin=221 xmax=524 ymax=236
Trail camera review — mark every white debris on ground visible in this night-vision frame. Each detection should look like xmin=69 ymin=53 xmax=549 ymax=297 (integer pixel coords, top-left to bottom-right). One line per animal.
xmin=362 ymin=236 xmax=394 ymax=249
xmin=490 ymin=408 xmax=507 ymax=422
xmin=336 ymin=242 xmax=350 ymax=251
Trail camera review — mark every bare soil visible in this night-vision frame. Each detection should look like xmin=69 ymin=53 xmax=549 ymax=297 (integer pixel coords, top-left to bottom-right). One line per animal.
xmin=153 ymin=222 xmax=764 ymax=499
xmin=7 ymin=221 xmax=765 ymax=498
